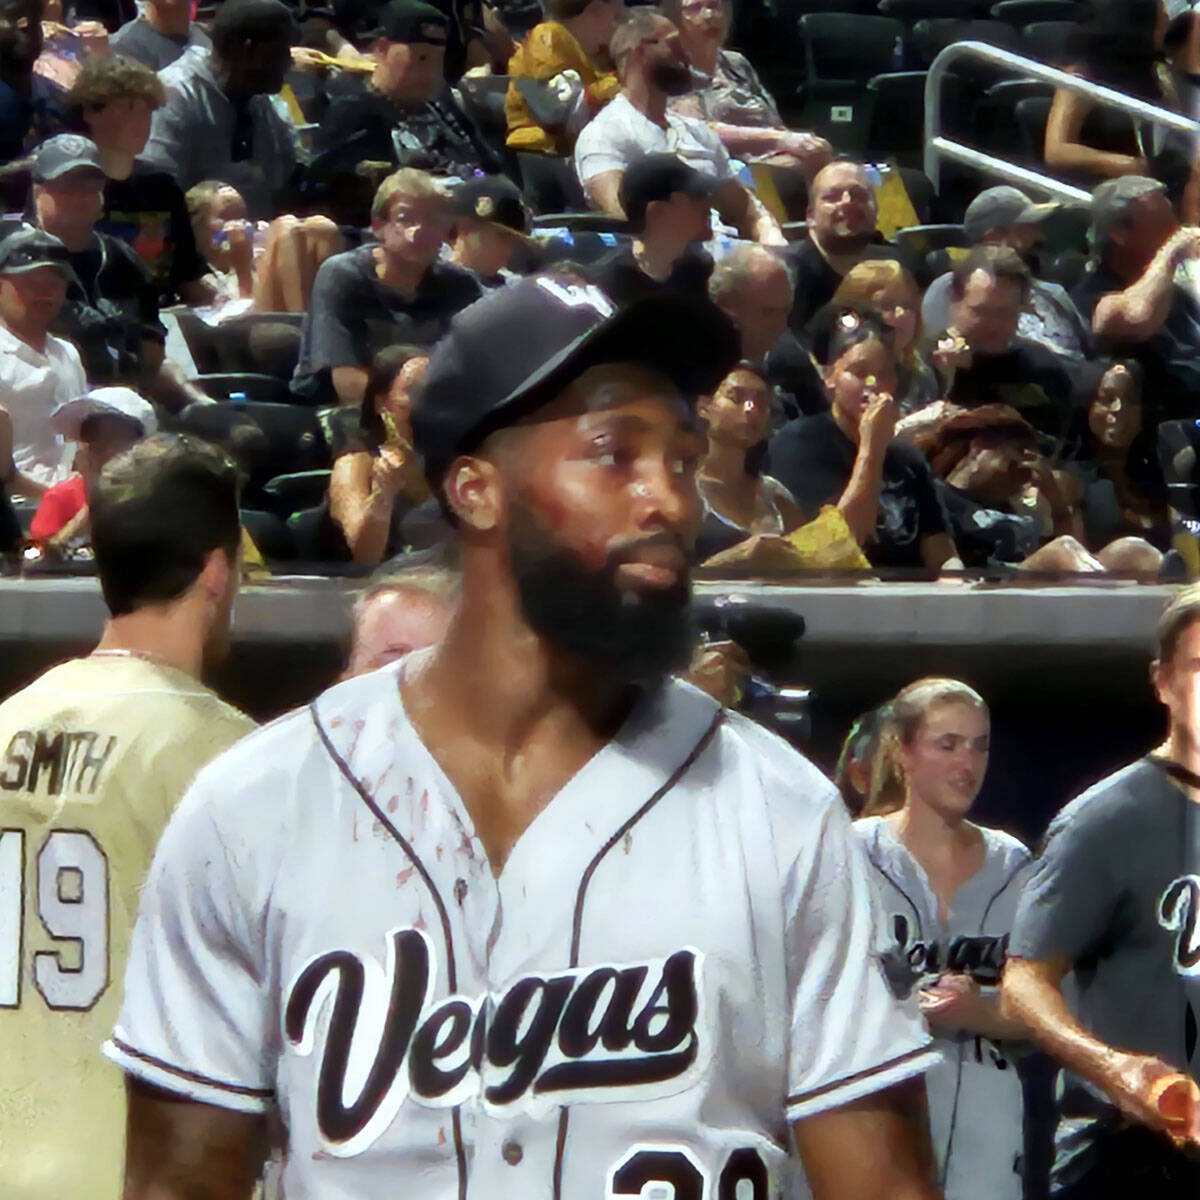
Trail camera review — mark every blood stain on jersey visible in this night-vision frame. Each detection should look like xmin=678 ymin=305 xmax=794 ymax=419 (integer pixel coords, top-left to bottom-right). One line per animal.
xmin=387 ymin=794 xmax=399 ymax=813
xmin=396 ymin=867 xmax=414 ymax=888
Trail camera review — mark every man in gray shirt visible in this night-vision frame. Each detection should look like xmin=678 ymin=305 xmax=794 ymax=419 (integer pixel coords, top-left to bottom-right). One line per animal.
xmin=110 ymin=0 xmax=211 ymax=71
xmin=1003 ymin=584 xmax=1200 ymax=1197
xmin=141 ymin=0 xmax=296 ymax=220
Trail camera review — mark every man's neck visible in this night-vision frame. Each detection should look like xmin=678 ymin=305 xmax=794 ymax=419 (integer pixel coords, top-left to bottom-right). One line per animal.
xmin=99 ymin=146 xmax=134 ymax=181
xmin=93 ymin=610 xmax=206 ymax=680
xmin=683 ymin=36 xmax=718 ymax=76
xmin=46 ymin=224 xmax=91 ymax=253
xmin=700 ymin=436 xmax=752 ymax=487
xmin=623 ymin=79 xmax=667 ymax=127
xmin=1156 ymin=730 xmax=1200 ymax=802
xmin=375 ymin=247 xmax=429 ymax=294
xmin=1 ymin=315 xmax=49 ymax=354
xmin=810 ymin=229 xmax=871 ymax=275
xmin=633 ymin=231 xmax=688 ymax=279
xmin=406 ymin=557 xmax=632 ymax=758
xmin=145 ymin=3 xmax=190 ymax=38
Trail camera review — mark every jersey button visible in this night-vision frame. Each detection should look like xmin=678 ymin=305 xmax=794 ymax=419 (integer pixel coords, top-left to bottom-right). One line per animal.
xmin=501 ymin=1139 xmax=523 ymax=1166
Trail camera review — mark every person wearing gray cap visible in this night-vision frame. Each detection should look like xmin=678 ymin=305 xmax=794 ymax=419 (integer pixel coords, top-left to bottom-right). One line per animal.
xmin=922 ymin=186 xmax=1090 ymax=361
xmin=142 ymin=0 xmax=298 ymax=220
xmin=0 ymin=227 xmax=87 ymax=501
xmin=1072 ymin=175 xmax=1200 ymax=422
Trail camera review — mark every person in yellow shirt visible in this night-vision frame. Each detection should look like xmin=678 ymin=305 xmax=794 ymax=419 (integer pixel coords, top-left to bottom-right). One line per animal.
xmin=505 ymin=0 xmax=625 ymax=155
xmin=0 ymin=432 xmax=255 ymax=1200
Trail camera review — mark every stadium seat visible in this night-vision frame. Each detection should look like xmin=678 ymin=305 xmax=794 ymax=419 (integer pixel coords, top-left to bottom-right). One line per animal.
xmin=262 ymin=470 xmax=334 ymax=520
xmin=991 ymin=0 xmax=1082 ymax=24
xmin=535 ymin=230 xmax=633 ymax=268
xmin=911 ymin=17 xmax=1023 ymax=68
xmin=879 ymin=0 xmax=989 ymax=19
xmin=974 ymin=78 xmax=1055 ymax=159
xmin=530 ymin=212 xmax=631 ymax=233
xmin=241 ymin=509 xmax=296 ymax=564
xmin=1014 ymin=94 xmax=1053 ymax=164
xmin=197 ymin=373 xmax=294 ymax=405
xmin=1021 ymin=20 xmax=1080 ymax=66
xmin=866 ymin=71 xmax=928 ymax=166
xmin=777 ymin=0 xmax=879 ymax=18
xmin=518 ymin=153 xmax=588 ymax=215
xmin=288 ymin=506 xmax=344 ymax=563
xmin=798 ymin=14 xmax=906 ymax=148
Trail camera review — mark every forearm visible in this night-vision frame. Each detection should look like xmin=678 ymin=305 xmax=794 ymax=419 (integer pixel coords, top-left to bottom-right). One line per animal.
xmin=710 ymin=123 xmax=792 ymax=158
xmin=1044 ymin=140 xmax=1145 ymax=179
xmin=1094 ymin=249 xmax=1177 ymax=341
xmin=1002 ymin=958 xmax=1120 ymax=1088
xmin=956 ymin=992 xmax=1030 ymax=1043
xmin=838 ymin=444 xmax=886 ymax=545
xmin=347 ymin=493 xmax=393 ymax=565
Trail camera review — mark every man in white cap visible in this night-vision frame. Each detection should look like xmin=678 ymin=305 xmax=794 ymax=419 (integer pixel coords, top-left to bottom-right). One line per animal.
xmin=29 ymin=386 xmax=157 ymax=547
xmin=922 ymin=185 xmax=1090 ymax=360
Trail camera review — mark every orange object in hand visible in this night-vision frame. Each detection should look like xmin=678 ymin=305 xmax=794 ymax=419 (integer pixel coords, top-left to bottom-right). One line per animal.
xmin=1147 ymin=1074 xmax=1200 ymax=1134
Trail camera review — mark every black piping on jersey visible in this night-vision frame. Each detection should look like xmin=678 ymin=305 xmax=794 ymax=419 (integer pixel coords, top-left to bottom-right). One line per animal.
xmin=109 ymin=1034 xmax=275 ymax=1099
xmin=309 ymin=703 xmax=468 ymax=1200
xmin=865 ymin=825 xmax=924 ymax=941
xmin=552 ymin=709 xmax=724 ymax=1200
xmin=784 ymin=1044 xmax=934 ymax=1109
xmin=939 ymin=846 xmax=1030 ymax=1192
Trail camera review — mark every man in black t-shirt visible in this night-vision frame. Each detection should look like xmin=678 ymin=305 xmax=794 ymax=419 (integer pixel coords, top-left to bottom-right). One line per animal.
xmin=67 ymin=57 xmax=210 ymax=305
xmin=292 ymin=168 xmax=481 ymax=406
xmin=787 ymin=159 xmax=915 ymax=331
xmin=1071 ymin=175 xmax=1200 ymax=425
xmin=312 ymin=0 xmax=502 ymax=226
xmin=931 ymin=246 xmax=1078 ymax=446
xmin=1004 ymin=585 xmax=1200 ymax=1198
xmin=588 ymin=154 xmax=713 ymax=307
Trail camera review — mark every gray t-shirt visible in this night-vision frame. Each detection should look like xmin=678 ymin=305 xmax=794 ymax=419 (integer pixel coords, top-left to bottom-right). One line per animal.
xmin=1009 ymin=758 xmax=1200 ymax=1183
xmin=857 ymin=816 xmax=1031 ymax=1200
xmin=110 ymin=17 xmax=210 ymax=72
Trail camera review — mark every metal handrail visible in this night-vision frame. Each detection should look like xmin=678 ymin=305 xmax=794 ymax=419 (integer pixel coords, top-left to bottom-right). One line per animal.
xmin=923 ymin=40 xmax=1200 ymax=202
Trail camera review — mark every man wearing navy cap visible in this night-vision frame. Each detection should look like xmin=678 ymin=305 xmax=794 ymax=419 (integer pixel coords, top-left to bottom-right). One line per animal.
xmin=313 ymin=0 xmax=503 ymax=223
xmin=447 ymin=174 xmax=531 ymax=286
xmin=111 ymin=276 xmax=942 ymax=1200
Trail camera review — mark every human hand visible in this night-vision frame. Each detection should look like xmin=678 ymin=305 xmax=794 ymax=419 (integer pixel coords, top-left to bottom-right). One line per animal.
xmin=370 ymin=445 xmax=408 ymax=501
xmin=1099 ymin=1052 xmax=1200 ymax=1144
xmin=918 ymin=973 xmax=989 ymax=1033
xmin=701 ymin=532 xmax=808 ymax=574
xmin=1163 ymin=226 xmax=1200 ymax=270
xmin=932 ymin=328 xmax=972 ymax=375
xmin=684 ymin=639 xmax=752 ymax=708
xmin=860 ymin=389 xmax=899 ymax=457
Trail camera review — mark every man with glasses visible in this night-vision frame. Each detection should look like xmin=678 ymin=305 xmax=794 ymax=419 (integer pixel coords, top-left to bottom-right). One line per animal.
xmin=573 ymin=8 xmax=783 ymax=244
xmin=292 ymin=169 xmax=481 ymax=407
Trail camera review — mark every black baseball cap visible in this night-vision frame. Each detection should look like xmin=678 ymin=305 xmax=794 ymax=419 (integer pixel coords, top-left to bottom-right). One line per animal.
xmin=31 ymin=134 xmax=105 ymax=184
xmin=452 ymin=175 xmax=531 ymax=236
xmin=413 ymin=275 xmax=740 ymax=486
xmin=0 ymin=227 xmax=81 ymax=289
xmin=371 ymin=0 xmax=448 ymax=43
xmin=619 ymin=154 xmax=715 ymax=231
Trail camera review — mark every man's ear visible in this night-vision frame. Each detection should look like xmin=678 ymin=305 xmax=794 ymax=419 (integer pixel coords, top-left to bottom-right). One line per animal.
xmin=1151 ymin=657 xmax=1171 ymax=708
xmin=443 ymin=454 xmax=506 ymax=532
xmin=197 ymin=545 xmax=233 ymax=603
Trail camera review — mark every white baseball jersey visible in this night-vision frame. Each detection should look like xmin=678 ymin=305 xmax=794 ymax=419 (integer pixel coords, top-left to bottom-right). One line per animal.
xmin=108 ymin=656 xmax=937 ymax=1199
xmin=855 ymin=816 xmax=1032 ymax=1200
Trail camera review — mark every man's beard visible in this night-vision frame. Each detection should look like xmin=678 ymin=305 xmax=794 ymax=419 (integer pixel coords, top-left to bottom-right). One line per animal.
xmin=506 ymin=498 xmax=696 ymax=686
xmin=819 ymin=225 xmax=874 ymax=256
xmin=651 ymin=60 xmax=694 ymax=96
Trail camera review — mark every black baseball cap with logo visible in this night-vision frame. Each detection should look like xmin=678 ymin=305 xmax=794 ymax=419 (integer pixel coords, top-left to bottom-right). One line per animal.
xmin=452 ymin=176 xmax=531 ymax=237
xmin=619 ymin=154 xmax=716 ymax=231
xmin=412 ymin=275 xmax=740 ymax=487
xmin=371 ymin=0 xmax=448 ymax=43
xmin=0 ymin=227 xmax=81 ymax=289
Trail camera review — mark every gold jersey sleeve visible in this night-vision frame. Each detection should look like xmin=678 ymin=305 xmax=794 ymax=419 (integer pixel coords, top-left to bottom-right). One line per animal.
xmin=0 ymin=655 xmax=254 ymax=1200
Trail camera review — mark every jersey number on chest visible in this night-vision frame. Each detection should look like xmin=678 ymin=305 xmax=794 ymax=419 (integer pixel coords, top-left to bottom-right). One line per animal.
xmin=0 ymin=828 xmax=109 ymax=1011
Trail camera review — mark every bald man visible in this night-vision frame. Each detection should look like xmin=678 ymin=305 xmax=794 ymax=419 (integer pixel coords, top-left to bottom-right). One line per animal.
xmin=788 ymin=159 xmax=916 ymax=330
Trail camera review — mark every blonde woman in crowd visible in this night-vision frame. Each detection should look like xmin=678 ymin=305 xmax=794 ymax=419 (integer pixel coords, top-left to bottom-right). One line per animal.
xmin=855 ymin=678 xmax=1032 ymax=1200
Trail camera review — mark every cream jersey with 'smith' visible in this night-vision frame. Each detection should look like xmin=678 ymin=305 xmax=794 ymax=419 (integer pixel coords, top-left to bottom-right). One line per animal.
xmin=107 ymin=656 xmax=936 ymax=1198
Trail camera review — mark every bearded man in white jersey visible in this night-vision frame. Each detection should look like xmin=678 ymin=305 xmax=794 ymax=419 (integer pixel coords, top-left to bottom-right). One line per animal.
xmin=108 ymin=277 xmax=942 ymax=1200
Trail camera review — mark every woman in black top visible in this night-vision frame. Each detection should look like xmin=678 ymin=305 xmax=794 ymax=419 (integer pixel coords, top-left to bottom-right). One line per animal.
xmin=324 ymin=344 xmax=436 ymax=565
xmin=765 ymin=309 xmax=958 ymax=572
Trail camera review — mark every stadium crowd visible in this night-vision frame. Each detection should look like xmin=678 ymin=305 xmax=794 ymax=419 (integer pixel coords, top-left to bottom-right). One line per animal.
xmin=5 ymin=0 xmax=1200 ymax=1196
xmin=0 ymin=0 xmax=1199 ymax=577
